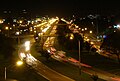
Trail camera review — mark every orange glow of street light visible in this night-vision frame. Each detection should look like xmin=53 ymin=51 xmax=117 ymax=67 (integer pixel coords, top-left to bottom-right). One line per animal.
xmin=5 ymin=27 xmax=9 ymax=30
xmin=70 ymin=34 xmax=74 ymax=40
xmin=70 ymin=36 xmax=74 ymax=40
xmin=90 ymin=30 xmax=92 ymax=33
xmin=16 ymin=31 xmax=20 ymax=35
xmin=90 ymin=42 xmax=94 ymax=45
xmin=82 ymin=29 xmax=84 ymax=31
xmin=16 ymin=61 xmax=23 ymax=66
xmin=19 ymin=20 xmax=23 ymax=24
xmin=86 ymin=39 xmax=90 ymax=41
xmin=85 ymin=28 xmax=87 ymax=30
xmin=0 ymin=19 xmax=3 ymax=24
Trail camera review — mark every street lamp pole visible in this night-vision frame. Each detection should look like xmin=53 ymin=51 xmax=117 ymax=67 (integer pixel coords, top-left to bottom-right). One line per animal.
xmin=78 ymin=40 xmax=81 ymax=75
xmin=4 ymin=61 xmax=23 ymax=80
xmin=69 ymin=33 xmax=81 ymax=75
xmin=5 ymin=67 xmax=6 ymax=80
xmin=16 ymin=31 xmax=20 ymax=45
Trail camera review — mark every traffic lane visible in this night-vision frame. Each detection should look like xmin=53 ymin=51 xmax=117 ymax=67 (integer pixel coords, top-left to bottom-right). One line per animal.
xmin=51 ymin=54 xmax=120 ymax=81
xmin=82 ymin=67 xmax=120 ymax=81
xmin=97 ymin=49 xmax=118 ymax=60
xmin=32 ymin=60 xmax=75 ymax=81
xmin=46 ymin=19 xmax=120 ymax=81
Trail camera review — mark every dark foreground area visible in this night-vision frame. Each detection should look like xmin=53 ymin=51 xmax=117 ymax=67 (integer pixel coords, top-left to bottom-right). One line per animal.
xmin=0 ymin=57 xmax=48 ymax=81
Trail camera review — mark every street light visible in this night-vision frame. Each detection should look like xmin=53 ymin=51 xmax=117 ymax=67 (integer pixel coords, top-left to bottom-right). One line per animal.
xmin=78 ymin=40 xmax=81 ymax=75
xmin=16 ymin=31 xmax=20 ymax=44
xmin=16 ymin=60 xmax=23 ymax=66
xmin=70 ymin=36 xmax=81 ymax=75
xmin=85 ymin=28 xmax=87 ymax=30
xmin=5 ymin=27 xmax=9 ymax=30
xmin=90 ymin=30 xmax=92 ymax=34
xmin=4 ymin=60 xmax=23 ymax=80
xmin=5 ymin=26 xmax=9 ymax=37
xmin=81 ymin=28 xmax=88 ymax=41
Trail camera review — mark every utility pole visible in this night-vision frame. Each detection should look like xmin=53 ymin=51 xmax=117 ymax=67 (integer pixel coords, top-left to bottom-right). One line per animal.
xmin=78 ymin=40 xmax=81 ymax=75
xmin=5 ymin=67 xmax=6 ymax=80
xmin=96 ymin=16 xmax=99 ymax=39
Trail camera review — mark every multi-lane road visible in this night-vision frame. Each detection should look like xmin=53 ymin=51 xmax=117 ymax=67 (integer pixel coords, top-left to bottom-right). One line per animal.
xmin=18 ymin=17 xmax=120 ymax=81
xmin=18 ymin=18 xmax=75 ymax=81
xmin=43 ymin=18 xmax=120 ymax=81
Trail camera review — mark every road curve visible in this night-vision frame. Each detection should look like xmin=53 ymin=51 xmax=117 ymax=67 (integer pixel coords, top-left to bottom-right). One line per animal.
xmin=32 ymin=60 xmax=75 ymax=81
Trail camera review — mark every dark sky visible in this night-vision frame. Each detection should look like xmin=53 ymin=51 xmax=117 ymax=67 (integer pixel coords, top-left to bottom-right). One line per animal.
xmin=0 ymin=0 xmax=120 ymax=17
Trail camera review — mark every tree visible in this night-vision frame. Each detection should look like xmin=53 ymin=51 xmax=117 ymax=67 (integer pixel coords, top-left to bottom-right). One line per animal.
xmin=101 ymin=31 xmax=120 ymax=64
xmin=112 ymin=49 xmax=120 ymax=64
xmin=91 ymin=47 xmax=97 ymax=53
xmin=84 ymin=41 xmax=91 ymax=51
xmin=56 ymin=20 xmax=73 ymax=49
xmin=0 ymin=34 xmax=15 ymax=59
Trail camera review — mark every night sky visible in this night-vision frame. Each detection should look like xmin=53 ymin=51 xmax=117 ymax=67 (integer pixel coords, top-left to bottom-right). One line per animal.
xmin=0 ymin=0 xmax=120 ymax=17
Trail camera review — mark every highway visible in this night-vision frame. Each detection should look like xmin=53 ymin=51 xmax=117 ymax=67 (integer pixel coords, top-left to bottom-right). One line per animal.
xmin=18 ymin=17 xmax=120 ymax=81
xmin=18 ymin=46 xmax=75 ymax=81
xmin=44 ymin=18 xmax=120 ymax=81
xmin=18 ymin=18 xmax=75 ymax=81
xmin=32 ymin=60 xmax=74 ymax=81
